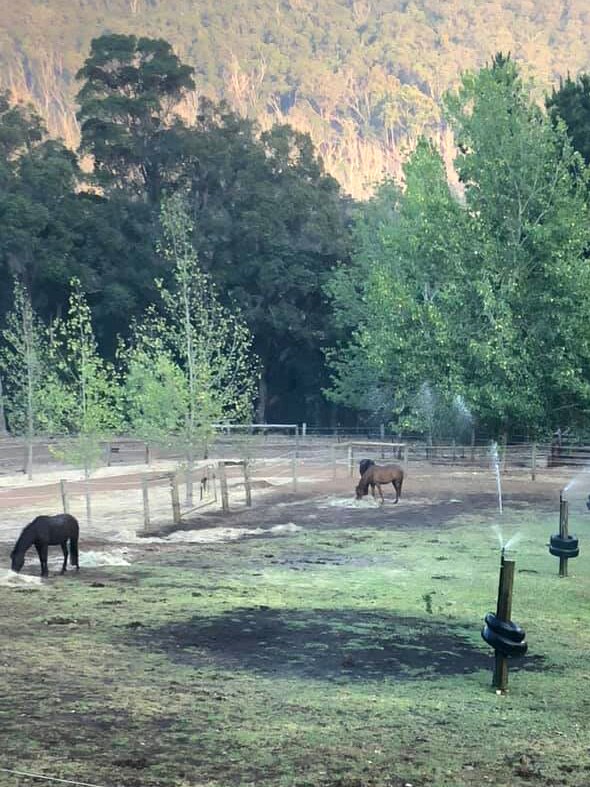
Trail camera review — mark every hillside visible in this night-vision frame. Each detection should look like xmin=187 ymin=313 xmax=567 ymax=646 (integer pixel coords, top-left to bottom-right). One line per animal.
xmin=1 ymin=0 xmax=590 ymax=195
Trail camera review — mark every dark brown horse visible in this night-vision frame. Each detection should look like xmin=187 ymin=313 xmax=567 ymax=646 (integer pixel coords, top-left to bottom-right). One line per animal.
xmin=355 ymin=463 xmax=404 ymax=505
xmin=10 ymin=514 xmax=80 ymax=578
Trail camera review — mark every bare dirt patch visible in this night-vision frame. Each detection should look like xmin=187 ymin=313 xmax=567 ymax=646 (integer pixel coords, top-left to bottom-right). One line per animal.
xmin=148 ymin=607 xmax=543 ymax=681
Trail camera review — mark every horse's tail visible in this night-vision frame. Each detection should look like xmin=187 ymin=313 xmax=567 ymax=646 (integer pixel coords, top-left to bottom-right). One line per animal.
xmin=397 ymin=472 xmax=404 ymax=498
xmin=70 ymin=537 xmax=79 ymax=569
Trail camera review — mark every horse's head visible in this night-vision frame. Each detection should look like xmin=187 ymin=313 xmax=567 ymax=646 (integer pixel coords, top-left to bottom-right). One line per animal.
xmin=355 ymin=483 xmax=364 ymax=500
xmin=10 ymin=548 xmax=24 ymax=573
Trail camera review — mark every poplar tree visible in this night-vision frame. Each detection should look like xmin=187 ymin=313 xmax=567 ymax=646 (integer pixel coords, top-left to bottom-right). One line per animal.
xmin=123 ymin=194 xmax=258 ymax=504
xmin=48 ymin=279 xmax=121 ymax=521
xmin=0 ymin=280 xmax=47 ymax=477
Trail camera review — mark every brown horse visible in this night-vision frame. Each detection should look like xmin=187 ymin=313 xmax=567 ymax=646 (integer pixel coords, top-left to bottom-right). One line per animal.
xmin=355 ymin=463 xmax=404 ymax=505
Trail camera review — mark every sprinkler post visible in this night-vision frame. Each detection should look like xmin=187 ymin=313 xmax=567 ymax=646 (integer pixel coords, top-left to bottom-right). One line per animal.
xmin=549 ymin=490 xmax=579 ymax=573
xmin=482 ymin=549 xmax=527 ymax=688
xmin=559 ymin=491 xmax=569 ymax=578
xmin=492 ymin=550 xmax=515 ymax=693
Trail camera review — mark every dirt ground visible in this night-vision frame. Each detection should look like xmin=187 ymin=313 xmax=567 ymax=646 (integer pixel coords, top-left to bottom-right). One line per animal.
xmin=0 ymin=460 xmax=578 ymax=568
xmin=150 ymin=462 xmax=574 ymax=535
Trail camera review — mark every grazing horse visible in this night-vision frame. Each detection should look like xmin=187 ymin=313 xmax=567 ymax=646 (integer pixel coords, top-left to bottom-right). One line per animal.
xmin=10 ymin=514 xmax=80 ymax=578
xmin=359 ymin=458 xmax=375 ymax=477
xmin=355 ymin=464 xmax=404 ymax=505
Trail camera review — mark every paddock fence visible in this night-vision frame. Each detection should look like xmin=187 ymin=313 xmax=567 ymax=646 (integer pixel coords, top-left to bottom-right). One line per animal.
xmin=0 ymin=431 xmax=588 ymax=541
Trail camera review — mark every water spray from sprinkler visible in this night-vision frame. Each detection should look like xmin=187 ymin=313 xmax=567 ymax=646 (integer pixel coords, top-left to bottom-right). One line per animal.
xmin=490 ymin=441 xmax=503 ymax=514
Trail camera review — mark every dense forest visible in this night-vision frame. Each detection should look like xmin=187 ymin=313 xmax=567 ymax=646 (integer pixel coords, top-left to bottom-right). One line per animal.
xmin=2 ymin=0 xmax=590 ymax=195
xmin=3 ymin=14 xmax=590 ymax=440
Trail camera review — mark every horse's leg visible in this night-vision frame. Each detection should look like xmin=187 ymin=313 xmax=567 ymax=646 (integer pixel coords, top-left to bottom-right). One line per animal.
xmin=36 ymin=542 xmax=49 ymax=577
xmin=60 ymin=541 xmax=68 ymax=573
xmin=70 ymin=538 xmax=80 ymax=571
xmin=370 ymin=483 xmax=376 ymax=499
xmin=392 ymin=480 xmax=400 ymax=503
xmin=377 ymin=483 xmax=384 ymax=505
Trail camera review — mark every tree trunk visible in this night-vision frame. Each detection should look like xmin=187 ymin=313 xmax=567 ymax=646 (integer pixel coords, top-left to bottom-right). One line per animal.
xmin=84 ymin=463 xmax=92 ymax=526
xmin=256 ymin=372 xmax=268 ymax=424
xmin=0 ymin=374 xmax=8 ymax=435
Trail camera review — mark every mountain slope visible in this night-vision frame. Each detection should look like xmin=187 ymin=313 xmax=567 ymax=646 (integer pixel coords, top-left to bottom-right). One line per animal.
xmin=1 ymin=0 xmax=589 ymax=195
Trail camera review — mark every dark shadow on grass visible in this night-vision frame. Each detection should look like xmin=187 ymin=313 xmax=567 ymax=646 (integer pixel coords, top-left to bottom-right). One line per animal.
xmin=145 ymin=608 xmax=543 ymax=681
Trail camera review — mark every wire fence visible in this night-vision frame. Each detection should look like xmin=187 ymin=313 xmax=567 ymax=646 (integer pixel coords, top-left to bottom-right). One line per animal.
xmin=2 ymin=431 xmax=590 ymax=476
xmin=1 ymin=430 xmax=588 ymax=541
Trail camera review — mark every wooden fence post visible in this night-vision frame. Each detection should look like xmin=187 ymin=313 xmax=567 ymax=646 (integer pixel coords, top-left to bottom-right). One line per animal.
xmin=531 ymin=443 xmax=537 ymax=481
xmin=218 ymin=462 xmax=229 ymax=512
xmin=243 ymin=460 xmax=252 ymax=507
xmin=60 ymin=479 xmax=69 ymax=514
xmin=379 ymin=423 xmax=385 ymax=441
xmin=331 ymin=444 xmax=337 ymax=480
xmin=209 ymin=465 xmax=217 ymax=502
xmin=471 ymin=427 xmax=476 ymax=463
xmin=292 ymin=454 xmax=298 ymax=492
xmin=403 ymin=444 xmax=409 ymax=466
xmin=145 ymin=443 xmax=151 ymax=466
xmin=141 ymin=474 xmax=151 ymax=530
xmin=170 ymin=472 xmax=181 ymax=525
xmin=452 ymin=439 xmax=456 ymax=463
xmin=185 ymin=464 xmax=193 ymax=506
xmin=492 ymin=555 xmax=516 ymax=693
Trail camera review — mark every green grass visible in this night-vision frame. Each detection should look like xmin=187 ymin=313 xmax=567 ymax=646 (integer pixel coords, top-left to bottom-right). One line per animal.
xmin=1 ymin=506 xmax=590 ymax=786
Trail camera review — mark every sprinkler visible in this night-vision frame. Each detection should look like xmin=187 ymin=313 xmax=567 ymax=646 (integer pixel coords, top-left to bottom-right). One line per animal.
xmin=549 ymin=491 xmax=579 ymax=577
xmin=481 ymin=549 xmax=528 ymax=693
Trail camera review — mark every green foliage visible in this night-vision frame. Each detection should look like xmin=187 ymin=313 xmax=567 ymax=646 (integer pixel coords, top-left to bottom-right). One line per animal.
xmin=547 ymin=72 xmax=590 ymax=167
xmin=326 ymin=140 xmax=465 ymax=425
xmin=0 ymin=279 xmax=47 ymax=437
xmin=327 ymin=57 xmax=590 ymax=436
xmin=123 ymin=330 xmax=189 ymax=446
xmin=47 ymin=278 xmax=122 ymax=473
xmin=178 ymin=101 xmax=350 ymax=420
xmin=0 ymin=95 xmax=83 ymax=322
xmin=122 ymin=194 xmax=258 ymax=461
xmin=76 ymin=33 xmax=195 ymax=201
xmin=445 ymin=55 xmax=590 ymax=431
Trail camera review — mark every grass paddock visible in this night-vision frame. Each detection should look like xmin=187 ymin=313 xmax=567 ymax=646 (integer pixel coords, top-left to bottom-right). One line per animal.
xmin=1 ymin=464 xmax=589 ymax=787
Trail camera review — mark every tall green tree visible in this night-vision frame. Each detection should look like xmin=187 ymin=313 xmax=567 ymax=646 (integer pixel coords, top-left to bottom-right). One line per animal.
xmin=326 ymin=141 xmax=465 ymax=427
xmin=178 ymin=101 xmax=351 ymax=422
xmin=76 ymin=34 xmax=195 ymax=202
xmin=0 ymin=94 xmax=83 ymax=323
xmin=327 ymin=57 xmax=590 ymax=436
xmin=0 ymin=280 xmax=49 ymax=477
xmin=547 ymin=73 xmax=590 ymax=167
xmin=48 ymin=279 xmax=122 ymax=521
xmin=445 ymin=54 xmax=590 ymax=432
xmin=123 ymin=194 xmax=258 ymax=504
